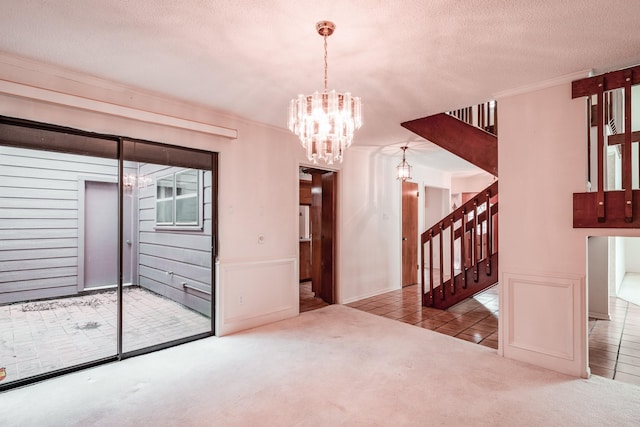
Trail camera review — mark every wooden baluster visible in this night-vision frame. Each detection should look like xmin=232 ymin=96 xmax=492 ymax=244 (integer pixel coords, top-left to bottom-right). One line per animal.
xmin=428 ymin=230 xmax=434 ymax=305
xmin=421 ymin=234 xmax=426 ymax=306
xmin=461 ymin=209 xmax=467 ymax=289
xmin=450 ymin=217 xmax=455 ymax=294
xmin=439 ymin=223 xmax=444 ymax=300
xmin=596 ymin=77 xmax=605 ymax=221
xmin=473 ymin=201 xmax=479 ymax=283
xmin=485 ymin=190 xmax=492 ymax=275
xmin=494 ymin=101 xmax=498 ymax=136
xmin=587 ymin=96 xmax=592 ymax=185
xmin=624 ymin=71 xmax=633 ymax=222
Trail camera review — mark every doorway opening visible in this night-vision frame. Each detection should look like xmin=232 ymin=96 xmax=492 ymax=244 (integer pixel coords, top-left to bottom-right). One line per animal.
xmin=587 ymin=236 xmax=640 ymax=385
xmin=298 ymin=167 xmax=336 ymax=312
xmin=401 ymin=180 xmax=419 ymax=287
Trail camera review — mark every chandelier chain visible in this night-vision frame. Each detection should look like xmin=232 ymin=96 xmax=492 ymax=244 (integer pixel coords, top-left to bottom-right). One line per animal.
xmin=323 ymin=34 xmax=328 ymax=92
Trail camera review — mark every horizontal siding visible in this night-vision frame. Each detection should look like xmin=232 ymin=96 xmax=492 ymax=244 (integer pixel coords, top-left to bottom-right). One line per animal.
xmin=0 ymin=266 xmax=77 ymax=282
xmin=0 ymin=256 xmax=78 ymax=273
xmin=0 ymin=275 xmax=77 ymax=293
xmin=1 ymin=198 xmax=77 ymax=209
xmin=0 ymin=187 xmax=77 ymax=200
xmin=0 ymin=285 xmax=78 ymax=305
xmin=139 ymin=243 xmax=211 ymax=268
xmin=139 ymin=254 xmax=210 ymax=285
xmin=0 ymin=228 xmax=77 ymax=240
xmin=0 ymin=237 xmax=78 ymax=250
xmin=138 ymin=231 xmax=210 ymax=250
xmin=1 ymin=146 xmax=117 ymax=301
xmin=0 ymin=176 xmax=78 ymax=190
xmin=0 ymin=208 xmax=78 ymax=219
xmin=0 ymin=164 xmax=83 ymax=181
xmin=138 ymin=275 xmax=211 ymax=317
xmin=0 ymin=247 xmax=77 ymax=261
xmin=0 ymin=218 xmax=78 ymax=229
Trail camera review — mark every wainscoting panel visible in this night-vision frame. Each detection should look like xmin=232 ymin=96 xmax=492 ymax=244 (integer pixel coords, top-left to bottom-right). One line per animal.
xmin=217 ymin=257 xmax=298 ymax=336
xmin=502 ymin=271 xmax=586 ymax=377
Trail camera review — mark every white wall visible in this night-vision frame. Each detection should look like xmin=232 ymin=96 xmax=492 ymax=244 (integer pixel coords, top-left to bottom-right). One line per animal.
xmin=338 ymin=148 xmax=400 ymax=302
xmin=588 ymin=237 xmax=609 ymax=319
xmin=451 ymin=172 xmax=495 ymax=194
xmin=614 ymin=237 xmax=627 ymax=295
xmin=497 ymin=76 xmax=589 ymax=377
xmin=625 ymin=237 xmax=640 ymax=273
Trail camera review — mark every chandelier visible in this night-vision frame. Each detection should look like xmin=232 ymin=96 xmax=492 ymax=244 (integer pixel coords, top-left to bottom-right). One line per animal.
xmin=396 ymin=146 xmax=412 ymax=181
xmin=288 ymin=21 xmax=362 ymax=165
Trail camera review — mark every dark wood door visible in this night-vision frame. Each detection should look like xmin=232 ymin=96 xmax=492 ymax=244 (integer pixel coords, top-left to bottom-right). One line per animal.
xmin=402 ymin=181 xmax=418 ymax=287
xmin=307 ymin=169 xmax=336 ymax=304
xmin=320 ymin=172 xmax=336 ymax=303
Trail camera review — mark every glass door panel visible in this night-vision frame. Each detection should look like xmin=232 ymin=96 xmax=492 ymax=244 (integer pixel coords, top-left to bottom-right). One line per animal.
xmin=122 ymin=161 xmax=212 ymax=353
xmin=0 ymin=146 xmax=118 ymax=385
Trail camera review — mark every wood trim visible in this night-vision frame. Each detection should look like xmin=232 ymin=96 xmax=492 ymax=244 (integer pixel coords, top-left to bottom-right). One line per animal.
xmin=572 ymin=64 xmax=640 ymax=98
xmin=299 ymin=180 xmax=312 ymax=205
xmin=596 ymin=79 xmax=605 ymax=221
xmin=624 ymin=70 xmax=633 ymax=221
xmin=573 ymin=190 xmax=640 ymax=228
xmin=608 ymin=131 xmax=640 ymax=145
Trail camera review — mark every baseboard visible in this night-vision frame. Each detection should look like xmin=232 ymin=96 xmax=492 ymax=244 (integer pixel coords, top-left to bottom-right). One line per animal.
xmin=588 ymin=311 xmax=610 ymax=320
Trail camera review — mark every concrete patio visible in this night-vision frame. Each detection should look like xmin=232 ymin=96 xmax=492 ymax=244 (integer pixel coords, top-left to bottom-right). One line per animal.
xmin=0 ymin=287 xmax=211 ymax=385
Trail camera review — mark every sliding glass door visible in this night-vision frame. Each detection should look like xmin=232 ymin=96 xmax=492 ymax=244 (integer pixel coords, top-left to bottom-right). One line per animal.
xmin=0 ymin=117 xmax=216 ymax=390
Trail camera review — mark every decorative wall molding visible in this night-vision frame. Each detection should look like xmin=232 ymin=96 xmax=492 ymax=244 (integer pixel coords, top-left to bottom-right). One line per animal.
xmin=493 ymin=70 xmax=592 ymax=99
xmin=503 ymin=271 xmax=583 ymax=363
xmin=217 ymin=257 xmax=297 ymax=336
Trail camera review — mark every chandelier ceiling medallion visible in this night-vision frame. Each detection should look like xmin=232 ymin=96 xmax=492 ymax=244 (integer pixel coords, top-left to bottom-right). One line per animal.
xmin=288 ymin=21 xmax=362 ymax=165
xmin=396 ymin=146 xmax=412 ymax=181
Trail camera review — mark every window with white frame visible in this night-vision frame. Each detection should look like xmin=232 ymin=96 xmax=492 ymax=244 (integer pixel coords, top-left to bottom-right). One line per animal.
xmin=156 ymin=169 xmax=201 ymax=228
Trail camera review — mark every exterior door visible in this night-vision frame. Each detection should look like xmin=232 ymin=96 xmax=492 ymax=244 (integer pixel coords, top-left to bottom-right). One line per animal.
xmin=84 ymin=181 xmax=118 ymax=289
xmin=402 ymin=181 xmax=418 ymax=287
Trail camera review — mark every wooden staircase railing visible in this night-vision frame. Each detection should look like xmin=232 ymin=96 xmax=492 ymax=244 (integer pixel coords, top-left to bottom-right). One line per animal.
xmin=421 ymin=181 xmax=498 ymax=309
xmin=572 ymin=64 xmax=640 ymax=228
xmin=449 ymin=101 xmax=498 ymax=135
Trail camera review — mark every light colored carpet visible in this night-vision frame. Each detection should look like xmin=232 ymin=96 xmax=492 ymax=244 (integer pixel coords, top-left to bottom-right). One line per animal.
xmin=618 ymin=272 xmax=640 ymax=307
xmin=1 ymin=305 xmax=639 ymax=426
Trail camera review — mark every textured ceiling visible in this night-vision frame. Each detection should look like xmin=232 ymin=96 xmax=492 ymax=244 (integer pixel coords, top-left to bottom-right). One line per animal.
xmin=2 ymin=1 xmax=640 ymax=173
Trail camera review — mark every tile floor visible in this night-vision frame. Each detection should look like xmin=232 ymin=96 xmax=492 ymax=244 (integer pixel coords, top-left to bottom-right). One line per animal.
xmin=346 ymin=284 xmax=500 ymax=349
xmin=299 ymin=281 xmax=329 ymax=313
xmin=589 ymin=297 xmax=640 ymax=385
xmin=343 ymin=282 xmax=640 ymax=386
xmin=0 ymin=286 xmax=210 ymax=385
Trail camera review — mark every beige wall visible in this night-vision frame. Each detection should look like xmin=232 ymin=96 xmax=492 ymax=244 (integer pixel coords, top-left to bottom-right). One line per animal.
xmin=497 ymin=76 xmax=590 ymax=377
